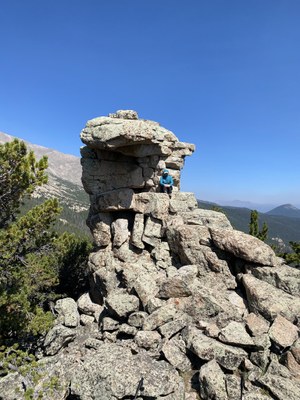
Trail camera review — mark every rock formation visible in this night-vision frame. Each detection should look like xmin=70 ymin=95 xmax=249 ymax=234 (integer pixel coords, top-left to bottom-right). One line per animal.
xmin=1 ymin=110 xmax=300 ymax=400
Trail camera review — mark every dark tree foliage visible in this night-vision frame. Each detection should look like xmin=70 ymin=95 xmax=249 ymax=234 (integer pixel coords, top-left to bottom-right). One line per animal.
xmin=0 ymin=139 xmax=92 ymax=347
xmin=280 ymin=241 xmax=300 ymax=268
xmin=0 ymin=139 xmax=48 ymax=228
xmin=249 ymin=210 xmax=268 ymax=242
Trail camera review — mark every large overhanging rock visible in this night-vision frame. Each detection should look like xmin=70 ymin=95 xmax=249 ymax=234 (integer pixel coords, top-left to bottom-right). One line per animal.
xmin=210 ymin=227 xmax=283 ymax=266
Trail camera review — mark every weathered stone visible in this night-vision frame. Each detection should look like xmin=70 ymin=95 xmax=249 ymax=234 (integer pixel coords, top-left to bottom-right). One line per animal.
xmin=133 ymin=270 xmax=159 ymax=307
xmin=128 ymin=311 xmax=148 ymax=328
xmin=54 ymin=298 xmax=80 ymax=328
xmin=43 ymin=325 xmax=76 ymax=356
xmin=142 ymin=215 xmax=163 ymax=246
xmin=282 ymin=351 xmax=300 ymax=378
xmin=162 ymin=336 xmax=192 ymax=372
xmin=101 ymin=317 xmax=119 ymax=332
xmin=218 ymin=321 xmax=255 ymax=348
xmin=131 ymin=212 xmax=145 ymax=249
xmin=94 ymin=188 xmax=134 ymax=211
xmin=183 ymin=327 xmax=247 ymax=370
xmin=225 ymin=374 xmax=241 ymax=400
xmin=251 ymin=265 xmax=300 ymax=296
xmin=246 ymin=312 xmax=270 ymax=336
xmin=242 ymin=274 xmax=300 ymax=322
xmin=111 ymin=218 xmax=129 ymax=247
xmin=210 ymin=227 xmax=282 ymax=266
xmin=77 ymin=292 xmax=104 ymax=318
xmin=180 ymin=208 xmax=233 ymax=230
xmin=135 ymin=331 xmax=161 ymax=350
xmin=291 ymin=339 xmax=300 ymax=363
xmin=80 ymin=314 xmax=95 ymax=326
xmin=132 ymin=192 xmax=170 ymax=220
xmin=70 ymin=343 xmax=185 ymax=399
xmin=158 ymin=275 xmax=192 ymax=299
xmin=87 ymin=212 xmax=112 ymax=246
xmin=143 ymin=303 xmax=177 ymax=331
xmin=257 ymin=362 xmax=300 ymax=400
xmin=169 ymin=192 xmax=198 ymax=213
xmin=269 ymin=315 xmax=299 ymax=348
xmin=199 ymin=360 xmax=228 ymax=400
xmin=118 ymin=323 xmax=137 ymax=337
xmin=106 ymin=291 xmax=139 ymax=319
xmin=158 ymin=314 xmax=190 ymax=339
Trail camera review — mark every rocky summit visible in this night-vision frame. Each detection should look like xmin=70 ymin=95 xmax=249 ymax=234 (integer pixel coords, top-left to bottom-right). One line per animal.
xmin=2 ymin=110 xmax=300 ymax=400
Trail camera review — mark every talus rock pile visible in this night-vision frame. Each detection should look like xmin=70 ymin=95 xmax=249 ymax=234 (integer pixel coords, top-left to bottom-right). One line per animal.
xmin=1 ymin=110 xmax=300 ymax=400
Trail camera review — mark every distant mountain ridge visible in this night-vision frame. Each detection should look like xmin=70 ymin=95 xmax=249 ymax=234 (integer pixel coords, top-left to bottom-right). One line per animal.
xmin=198 ymin=200 xmax=300 ymax=248
xmin=266 ymin=204 xmax=300 ymax=219
xmin=0 ymin=131 xmax=90 ymax=237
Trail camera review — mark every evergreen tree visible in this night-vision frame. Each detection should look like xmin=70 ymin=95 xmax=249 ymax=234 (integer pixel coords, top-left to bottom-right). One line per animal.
xmin=281 ymin=241 xmax=300 ymax=267
xmin=0 ymin=140 xmax=92 ymax=345
xmin=0 ymin=139 xmax=48 ymax=228
xmin=249 ymin=210 xmax=268 ymax=242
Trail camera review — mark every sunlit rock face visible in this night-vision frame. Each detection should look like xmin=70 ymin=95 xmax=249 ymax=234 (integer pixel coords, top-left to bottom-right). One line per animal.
xmin=2 ymin=111 xmax=300 ymax=400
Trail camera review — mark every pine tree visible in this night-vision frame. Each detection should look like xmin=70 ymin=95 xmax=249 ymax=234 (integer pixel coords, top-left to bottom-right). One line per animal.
xmin=0 ymin=139 xmax=48 ymax=228
xmin=0 ymin=139 xmax=92 ymax=344
xmin=249 ymin=210 xmax=268 ymax=242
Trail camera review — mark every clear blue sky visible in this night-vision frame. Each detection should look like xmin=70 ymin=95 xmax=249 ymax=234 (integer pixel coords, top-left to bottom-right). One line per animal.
xmin=1 ymin=0 xmax=300 ymax=207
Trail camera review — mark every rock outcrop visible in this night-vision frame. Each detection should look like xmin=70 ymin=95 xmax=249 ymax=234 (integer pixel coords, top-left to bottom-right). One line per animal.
xmin=1 ymin=110 xmax=300 ymax=400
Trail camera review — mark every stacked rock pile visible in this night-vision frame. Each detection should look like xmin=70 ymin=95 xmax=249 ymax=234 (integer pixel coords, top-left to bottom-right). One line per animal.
xmin=1 ymin=111 xmax=300 ymax=400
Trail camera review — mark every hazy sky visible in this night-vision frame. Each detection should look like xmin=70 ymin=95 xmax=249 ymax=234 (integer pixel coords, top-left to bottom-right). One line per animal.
xmin=1 ymin=0 xmax=300 ymax=206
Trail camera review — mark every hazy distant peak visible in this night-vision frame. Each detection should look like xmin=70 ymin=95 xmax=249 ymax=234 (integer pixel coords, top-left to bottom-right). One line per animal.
xmin=266 ymin=204 xmax=300 ymax=218
xmin=0 ymin=131 xmax=82 ymax=186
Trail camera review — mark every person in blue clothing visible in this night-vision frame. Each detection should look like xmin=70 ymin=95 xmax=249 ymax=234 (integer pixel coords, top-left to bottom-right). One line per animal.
xmin=159 ymin=169 xmax=174 ymax=196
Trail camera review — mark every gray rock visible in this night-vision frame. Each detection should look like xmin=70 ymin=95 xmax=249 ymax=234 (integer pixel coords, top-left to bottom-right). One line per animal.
xmin=183 ymin=327 xmax=247 ymax=370
xmin=269 ymin=315 xmax=299 ymax=348
xmin=242 ymin=274 xmax=300 ymax=322
xmin=246 ymin=312 xmax=270 ymax=336
xmin=210 ymin=227 xmax=282 ymax=266
xmin=101 ymin=317 xmax=119 ymax=332
xmin=162 ymin=336 xmax=192 ymax=372
xmin=158 ymin=275 xmax=192 ymax=298
xmin=77 ymin=292 xmax=104 ymax=318
xmin=87 ymin=212 xmax=112 ymax=246
xmin=106 ymin=291 xmax=139 ymax=319
xmin=143 ymin=303 xmax=177 ymax=331
xmin=131 ymin=212 xmax=145 ymax=249
xmin=43 ymin=324 xmax=77 ymax=355
xmin=54 ymin=298 xmax=80 ymax=328
xmin=128 ymin=311 xmax=148 ymax=328
xmin=111 ymin=218 xmax=129 ymax=247
xmin=169 ymin=192 xmax=198 ymax=213
xmin=135 ymin=331 xmax=161 ymax=350
xmin=142 ymin=215 xmax=163 ymax=247
xmin=218 ymin=321 xmax=255 ymax=348
xmin=80 ymin=314 xmax=95 ymax=326
xmin=199 ymin=360 xmax=228 ymax=400
xmin=251 ymin=265 xmax=300 ymax=296
xmin=132 ymin=192 xmax=170 ymax=220
xmin=70 ymin=343 xmax=185 ymax=399
xmin=158 ymin=313 xmax=190 ymax=338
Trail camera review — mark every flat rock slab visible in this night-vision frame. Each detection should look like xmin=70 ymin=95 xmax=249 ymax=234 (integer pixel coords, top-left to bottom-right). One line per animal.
xmin=210 ymin=227 xmax=281 ymax=266
xmin=242 ymin=274 xmax=300 ymax=322
xmin=184 ymin=327 xmax=247 ymax=370
xmin=70 ymin=343 xmax=184 ymax=399
xmin=269 ymin=315 xmax=299 ymax=348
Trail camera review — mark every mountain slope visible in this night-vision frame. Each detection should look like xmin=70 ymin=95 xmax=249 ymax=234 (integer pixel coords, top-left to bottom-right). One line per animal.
xmin=198 ymin=200 xmax=300 ymax=248
xmin=0 ymin=131 xmax=90 ymax=237
xmin=266 ymin=204 xmax=300 ymax=219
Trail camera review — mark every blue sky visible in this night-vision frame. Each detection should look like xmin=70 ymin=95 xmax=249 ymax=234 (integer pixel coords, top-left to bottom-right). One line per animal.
xmin=1 ymin=0 xmax=300 ymax=207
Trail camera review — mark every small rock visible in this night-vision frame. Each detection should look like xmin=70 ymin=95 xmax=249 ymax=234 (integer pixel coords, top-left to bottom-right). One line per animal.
xmin=106 ymin=291 xmax=139 ymax=319
xmin=246 ymin=312 xmax=270 ymax=336
xmin=269 ymin=315 xmax=299 ymax=349
xmin=55 ymin=297 xmax=80 ymax=328
xmin=134 ymin=331 xmax=161 ymax=350
xmin=199 ymin=360 xmax=228 ymax=400
xmin=128 ymin=311 xmax=148 ymax=328
xmin=80 ymin=314 xmax=95 ymax=326
xmin=44 ymin=324 xmax=76 ymax=356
